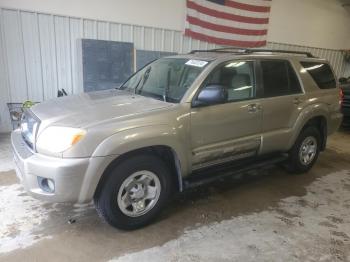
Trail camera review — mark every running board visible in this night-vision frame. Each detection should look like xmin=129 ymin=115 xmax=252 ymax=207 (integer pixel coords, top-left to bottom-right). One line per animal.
xmin=182 ymin=154 xmax=289 ymax=190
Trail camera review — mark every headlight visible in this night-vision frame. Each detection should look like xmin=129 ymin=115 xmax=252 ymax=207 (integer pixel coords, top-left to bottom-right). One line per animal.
xmin=36 ymin=126 xmax=86 ymax=153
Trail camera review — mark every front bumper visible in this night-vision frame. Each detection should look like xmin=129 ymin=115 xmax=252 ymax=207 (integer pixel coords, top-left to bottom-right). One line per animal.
xmin=11 ymin=130 xmax=112 ymax=203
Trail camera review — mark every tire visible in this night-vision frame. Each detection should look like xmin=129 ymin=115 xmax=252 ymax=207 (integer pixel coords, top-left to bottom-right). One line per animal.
xmin=285 ymin=126 xmax=321 ymax=174
xmin=94 ymin=154 xmax=172 ymax=230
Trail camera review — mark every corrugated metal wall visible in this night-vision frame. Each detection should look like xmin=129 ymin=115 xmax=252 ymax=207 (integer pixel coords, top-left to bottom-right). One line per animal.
xmin=344 ymin=60 xmax=350 ymax=77
xmin=0 ymin=7 xmax=347 ymax=132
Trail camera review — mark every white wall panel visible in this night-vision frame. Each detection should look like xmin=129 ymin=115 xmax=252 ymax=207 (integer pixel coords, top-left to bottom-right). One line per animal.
xmin=346 ymin=65 xmax=350 ymax=77
xmin=0 ymin=9 xmax=11 ymax=132
xmin=110 ymin=23 xmax=121 ymax=42
xmin=143 ymin=27 xmax=153 ymax=51
xmin=69 ymin=17 xmax=83 ymax=94
xmin=182 ymin=36 xmax=192 ymax=54
xmin=0 ymin=7 xmax=347 ymax=132
xmin=133 ymin=26 xmax=143 ymax=50
xmin=173 ymin=31 xmax=182 ymax=53
xmin=154 ymin=28 xmax=163 ymax=52
xmin=21 ymin=11 xmax=43 ymax=101
xmin=163 ymin=30 xmax=172 ymax=52
xmin=2 ymin=9 xmax=27 ymax=102
xmin=54 ymin=16 xmax=73 ymax=94
xmin=83 ymin=19 xmax=96 ymax=39
xmin=198 ymin=40 xmax=208 ymax=50
xmin=121 ymin=24 xmax=132 ymax=43
xmin=37 ymin=13 xmax=58 ymax=101
xmin=97 ymin=21 xmax=109 ymax=40
xmin=344 ymin=62 xmax=350 ymax=78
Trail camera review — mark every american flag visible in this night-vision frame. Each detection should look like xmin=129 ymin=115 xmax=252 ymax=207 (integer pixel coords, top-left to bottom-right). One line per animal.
xmin=185 ymin=0 xmax=271 ymax=48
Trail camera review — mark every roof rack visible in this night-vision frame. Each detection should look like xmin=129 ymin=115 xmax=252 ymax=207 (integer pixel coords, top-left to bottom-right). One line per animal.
xmin=189 ymin=48 xmax=315 ymax=58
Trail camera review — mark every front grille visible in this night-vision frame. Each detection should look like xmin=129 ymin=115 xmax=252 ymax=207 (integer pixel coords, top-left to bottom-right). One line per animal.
xmin=21 ymin=109 xmax=40 ymax=151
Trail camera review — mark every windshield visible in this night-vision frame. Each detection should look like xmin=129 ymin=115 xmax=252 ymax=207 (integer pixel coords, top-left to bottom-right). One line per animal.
xmin=120 ymin=58 xmax=209 ymax=103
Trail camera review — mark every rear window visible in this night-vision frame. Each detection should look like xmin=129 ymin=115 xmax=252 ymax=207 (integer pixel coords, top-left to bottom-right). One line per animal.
xmin=300 ymin=62 xmax=336 ymax=89
xmin=261 ymin=60 xmax=302 ymax=97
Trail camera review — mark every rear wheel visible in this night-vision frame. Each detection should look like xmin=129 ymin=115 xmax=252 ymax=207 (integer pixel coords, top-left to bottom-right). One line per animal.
xmin=285 ymin=126 xmax=321 ymax=174
xmin=94 ymin=154 xmax=172 ymax=230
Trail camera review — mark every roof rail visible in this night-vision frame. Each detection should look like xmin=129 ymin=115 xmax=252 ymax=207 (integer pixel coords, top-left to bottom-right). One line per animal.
xmin=189 ymin=48 xmax=315 ymax=58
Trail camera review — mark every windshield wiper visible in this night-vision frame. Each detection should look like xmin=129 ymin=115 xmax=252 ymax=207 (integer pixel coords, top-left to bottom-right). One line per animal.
xmin=133 ymin=77 xmax=143 ymax=94
xmin=135 ymin=67 xmax=151 ymax=95
xmin=163 ymin=68 xmax=171 ymax=102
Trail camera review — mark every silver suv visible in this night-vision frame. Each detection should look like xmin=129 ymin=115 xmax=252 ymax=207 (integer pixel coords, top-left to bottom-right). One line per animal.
xmin=11 ymin=48 xmax=342 ymax=229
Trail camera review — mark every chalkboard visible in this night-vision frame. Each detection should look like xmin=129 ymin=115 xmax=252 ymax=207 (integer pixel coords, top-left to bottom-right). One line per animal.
xmin=81 ymin=39 xmax=134 ymax=92
xmin=136 ymin=50 xmax=177 ymax=71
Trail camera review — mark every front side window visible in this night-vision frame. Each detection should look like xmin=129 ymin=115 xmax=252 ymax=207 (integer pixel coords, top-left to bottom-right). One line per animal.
xmin=120 ymin=58 xmax=209 ymax=103
xmin=204 ymin=60 xmax=255 ymax=102
xmin=300 ymin=62 xmax=336 ymax=89
xmin=261 ymin=60 xmax=302 ymax=97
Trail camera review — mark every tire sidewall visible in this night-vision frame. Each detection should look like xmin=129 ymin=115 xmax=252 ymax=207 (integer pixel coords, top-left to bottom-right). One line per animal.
xmin=97 ymin=155 xmax=171 ymax=230
xmin=290 ymin=126 xmax=321 ymax=173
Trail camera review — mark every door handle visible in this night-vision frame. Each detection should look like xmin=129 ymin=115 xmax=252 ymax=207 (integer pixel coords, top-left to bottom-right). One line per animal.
xmin=293 ymin=98 xmax=302 ymax=105
xmin=247 ymin=103 xmax=261 ymax=113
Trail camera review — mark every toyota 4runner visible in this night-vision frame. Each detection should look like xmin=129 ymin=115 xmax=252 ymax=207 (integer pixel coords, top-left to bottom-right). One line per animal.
xmin=11 ymin=48 xmax=342 ymax=229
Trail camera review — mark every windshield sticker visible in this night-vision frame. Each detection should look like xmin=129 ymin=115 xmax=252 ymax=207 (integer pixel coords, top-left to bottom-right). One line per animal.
xmin=185 ymin=59 xmax=208 ymax=68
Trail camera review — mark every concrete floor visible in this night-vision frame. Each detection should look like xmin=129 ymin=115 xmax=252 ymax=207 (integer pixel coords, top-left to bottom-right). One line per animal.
xmin=0 ymin=131 xmax=350 ymax=261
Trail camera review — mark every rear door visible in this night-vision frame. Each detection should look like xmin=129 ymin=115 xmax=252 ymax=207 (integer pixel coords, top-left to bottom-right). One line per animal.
xmin=258 ymin=59 xmax=304 ymax=154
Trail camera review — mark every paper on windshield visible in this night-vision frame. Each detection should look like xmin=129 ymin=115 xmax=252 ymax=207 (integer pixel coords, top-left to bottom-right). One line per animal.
xmin=185 ymin=59 xmax=208 ymax=68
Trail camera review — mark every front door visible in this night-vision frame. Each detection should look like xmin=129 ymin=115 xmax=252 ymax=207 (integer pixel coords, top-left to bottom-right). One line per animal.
xmin=190 ymin=60 xmax=262 ymax=171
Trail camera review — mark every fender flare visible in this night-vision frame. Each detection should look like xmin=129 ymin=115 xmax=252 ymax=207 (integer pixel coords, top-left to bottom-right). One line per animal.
xmin=287 ymin=103 xmax=329 ymax=150
xmin=78 ymin=125 xmax=190 ymax=201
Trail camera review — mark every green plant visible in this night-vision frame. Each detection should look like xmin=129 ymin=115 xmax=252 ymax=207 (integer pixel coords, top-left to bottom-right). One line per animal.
xmin=22 ymin=100 xmax=35 ymax=109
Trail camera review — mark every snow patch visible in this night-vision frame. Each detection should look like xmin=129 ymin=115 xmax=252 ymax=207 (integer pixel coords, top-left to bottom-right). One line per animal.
xmin=110 ymin=170 xmax=350 ymax=262
xmin=0 ymin=184 xmax=52 ymax=254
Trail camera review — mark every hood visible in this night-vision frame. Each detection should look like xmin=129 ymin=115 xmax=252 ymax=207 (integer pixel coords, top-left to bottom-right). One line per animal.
xmin=31 ymin=89 xmax=173 ymax=129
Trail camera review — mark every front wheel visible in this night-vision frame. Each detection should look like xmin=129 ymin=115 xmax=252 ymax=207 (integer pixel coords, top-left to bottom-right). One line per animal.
xmin=94 ymin=154 xmax=172 ymax=230
xmin=285 ymin=126 xmax=321 ymax=174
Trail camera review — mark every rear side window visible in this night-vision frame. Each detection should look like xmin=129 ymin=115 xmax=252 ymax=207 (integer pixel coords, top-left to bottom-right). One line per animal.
xmin=300 ymin=62 xmax=336 ymax=89
xmin=261 ymin=60 xmax=302 ymax=97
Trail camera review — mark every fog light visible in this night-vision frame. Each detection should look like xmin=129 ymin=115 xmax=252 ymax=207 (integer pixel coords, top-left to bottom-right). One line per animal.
xmin=47 ymin=179 xmax=55 ymax=192
xmin=38 ymin=177 xmax=55 ymax=193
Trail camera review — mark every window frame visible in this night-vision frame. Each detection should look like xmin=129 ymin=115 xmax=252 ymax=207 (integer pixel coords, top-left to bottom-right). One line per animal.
xmin=257 ymin=59 xmax=304 ymax=99
xmin=191 ymin=59 xmax=258 ymax=107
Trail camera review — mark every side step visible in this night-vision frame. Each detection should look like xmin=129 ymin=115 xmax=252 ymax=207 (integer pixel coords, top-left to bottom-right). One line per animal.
xmin=182 ymin=154 xmax=289 ymax=190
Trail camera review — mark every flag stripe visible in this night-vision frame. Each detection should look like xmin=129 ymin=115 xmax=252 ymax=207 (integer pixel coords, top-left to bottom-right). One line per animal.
xmin=187 ymin=0 xmax=269 ymax=24
xmin=187 ymin=23 xmax=266 ymax=41
xmin=225 ymin=0 xmax=271 ymax=13
xmin=185 ymin=29 xmax=266 ymax=47
xmin=193 ymin=0 xmax=270 ymax=19
xmin=187 ymin=15 xmax=267 ymax=36
xmin=187 ymin=8 xmax=268 ymax=30
xmin=230 ymin=0 xmax=271 ymax=7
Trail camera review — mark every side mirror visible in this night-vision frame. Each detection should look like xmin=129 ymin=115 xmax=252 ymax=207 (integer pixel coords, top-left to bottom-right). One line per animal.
xmin=192 ymin=84 xmax=227 ymax=107
xmin=339 ymin=77 xmax=348 ymax=84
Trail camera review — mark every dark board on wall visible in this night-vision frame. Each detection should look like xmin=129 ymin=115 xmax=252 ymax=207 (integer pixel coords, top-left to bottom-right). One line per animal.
xmin=81 ymin=39 xmax=134 ymax=92
xmin=136 ymin=50 xmax=177 ymax=70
